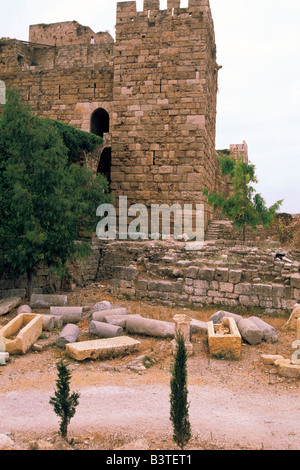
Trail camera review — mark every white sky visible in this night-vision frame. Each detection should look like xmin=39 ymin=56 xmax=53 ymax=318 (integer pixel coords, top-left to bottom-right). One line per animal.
xmin=1 ymin=0 xmax=300 ymax=214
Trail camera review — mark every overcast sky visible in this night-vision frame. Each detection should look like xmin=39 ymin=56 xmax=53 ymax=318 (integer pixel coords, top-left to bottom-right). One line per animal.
xmin=1 ymin=0 xmax=299 ymax=214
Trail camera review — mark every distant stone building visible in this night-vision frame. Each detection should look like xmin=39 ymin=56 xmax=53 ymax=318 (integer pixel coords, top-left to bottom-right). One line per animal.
xmin=0 ymin=0 xmax=246 ymax=231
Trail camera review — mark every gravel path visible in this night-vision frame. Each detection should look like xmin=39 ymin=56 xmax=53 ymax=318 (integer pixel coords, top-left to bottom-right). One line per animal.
xmin=1 ymin=382 xmax=299 ymax=450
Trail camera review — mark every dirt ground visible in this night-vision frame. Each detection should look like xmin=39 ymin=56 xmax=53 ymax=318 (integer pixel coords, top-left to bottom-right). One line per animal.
xmin=0 ymin=282 xmax=299 ymax=451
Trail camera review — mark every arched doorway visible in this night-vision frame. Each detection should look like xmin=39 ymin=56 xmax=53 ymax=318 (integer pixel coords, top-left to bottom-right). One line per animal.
xmin=90 ymin=108 xmax=109 ymax=138
xmin=97 ymin=147 xmax=111 ymax=187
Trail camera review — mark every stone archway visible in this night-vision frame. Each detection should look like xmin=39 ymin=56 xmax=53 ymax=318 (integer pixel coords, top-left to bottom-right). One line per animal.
xmin=90 ymin=107 xmax=109 ymax=138
xmin=97 ymin=147 xmax=111 ymax=186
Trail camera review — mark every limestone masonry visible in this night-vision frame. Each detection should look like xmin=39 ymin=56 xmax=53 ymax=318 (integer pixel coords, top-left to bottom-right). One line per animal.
xmin=0 ymin=0 xmax=245 ymax=229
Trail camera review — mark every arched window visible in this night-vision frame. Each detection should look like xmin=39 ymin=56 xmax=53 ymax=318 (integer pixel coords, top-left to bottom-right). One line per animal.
xmin=97 ymin=147 xmax=111 ymax=187
xmin=0 ymin=81 xmax=6 ymax=105
xmin=90 ymin=108 xmax=109 ymax=138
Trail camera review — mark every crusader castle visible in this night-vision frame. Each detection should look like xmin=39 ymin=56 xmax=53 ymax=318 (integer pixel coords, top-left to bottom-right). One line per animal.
xmin=0 ymin=0 xmax=248 ymax=230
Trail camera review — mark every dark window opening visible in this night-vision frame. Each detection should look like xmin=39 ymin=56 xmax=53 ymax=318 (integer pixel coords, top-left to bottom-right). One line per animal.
xmin=91 ymin=108 xmax=109 ymax=138
xmin=97 ymin=147 xmax=111 ymax=189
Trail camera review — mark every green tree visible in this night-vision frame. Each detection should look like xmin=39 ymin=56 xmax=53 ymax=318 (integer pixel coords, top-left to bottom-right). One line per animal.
xmin=0 ymin=89 xmax=111 ymax=297
xmin=49 ymin=360 xmax=80 ymax=439
xmin=170 ymin=333 xmax=192 ymax=450
xmin=203 ymin=154 xmax=283 ymax=241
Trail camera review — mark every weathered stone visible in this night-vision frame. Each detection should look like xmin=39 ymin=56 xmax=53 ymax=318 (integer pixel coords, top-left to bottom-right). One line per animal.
xmin=40 ymin=314 xmax=56 ymax=331
xmin=190 ymin=319 xmax=208 ymax=335
xmin=171 ymin=314 xmax=193 ymax=356
xmin=274 ymin=358 xmax=300 ymax=378
xmin=30 ymin=294 xmax=67 ymax=309
xmin=207 ymin=317 xmax=241 ymax=360
xmin=260 ymin=354 xmax=284 ymax=365
xmin=125 ymin=316 xmax=175 ymax=338
xmin=89 ymin=320 xmax=123 ymax=338
xmin=93 ymin=301 xmax=112 ymax=311
xmin=0 ymin=434 xmax=14 ymax=450
xmin=0 ymin=313 xmax=43 ymax=354
xmin=17 ymin=304 xmax=32 ymax=314
xmin=281 ymin=303 xmax=300 ymax=331
xmin=237 ymin=318 xmax=263 ymax=345
xmin=66 ymin=336 xmax=141 ymax=361
xmin=248 ymin=316 xmax=278 ymax=343
xmin=56 ymin=324 xmax=79 ymax=348
xmin=50 ymin=306 xmax=82 ymax=324
xmin=92 ymin=308 xmax=128 ymax=322
xmin=0 ymin=297 xmax=21 ymax=316
xmin=291 ymin=273 xmax=300 ymax=289
xmin=209 ymin=310 xmax=243 ymax=325
xmin=102 ymin=314 xmax=141 ymax=329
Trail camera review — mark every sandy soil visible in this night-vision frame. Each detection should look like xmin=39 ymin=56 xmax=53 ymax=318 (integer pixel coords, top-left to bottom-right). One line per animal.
xmin=0 ymin=283 xmax=299 ymax=451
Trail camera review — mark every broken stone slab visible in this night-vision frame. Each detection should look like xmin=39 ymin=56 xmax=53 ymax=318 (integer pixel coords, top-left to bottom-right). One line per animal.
xmin=0 ymin=313 xmax=43 ymax=354
xmin=89 ymin=320 xmax=123 ymax=338
xmin=93 ymin=301 xmax=112 ymax=311
xmin=66 ymin=336 xmax=141 ymax=361
xmin=125 ymin=316 xmax=175 ymax=338
xmin=249 ymin=316 xmax=278 ymax=343
xmin=102 ymin=314 xmax=142 ymax=329
xmin=30 ymin=294 xmax=67 ymax=309
xmin=260 ymin=354 xmax=284 ymax=365
xmin=50 ymin=306 xmax=82 ymax=324
xmin=92 ymin=308 xmax=128 ymax=322
xmin=274 ymin=358 xmax=300 ymax=379
xmin=0 ymin=434 xmax=14 ymax=450
xmin=237 ymin=318 xmax=264 ymax=345
xmin=56 ymin=324 xmax=79 ymax=348
xmin=0 ymin=297 xmax=22 ymax=316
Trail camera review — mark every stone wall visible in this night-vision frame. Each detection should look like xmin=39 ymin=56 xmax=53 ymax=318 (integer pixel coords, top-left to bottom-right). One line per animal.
xmin=1 ymin=239 xmax=299 ymax=313
xmin=95 ymin=239 xmax=300 ymax=313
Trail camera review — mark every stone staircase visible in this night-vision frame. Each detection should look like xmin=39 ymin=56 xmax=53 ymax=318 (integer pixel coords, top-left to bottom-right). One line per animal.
xmin=205 ymin=220 xmax=230 ymax=240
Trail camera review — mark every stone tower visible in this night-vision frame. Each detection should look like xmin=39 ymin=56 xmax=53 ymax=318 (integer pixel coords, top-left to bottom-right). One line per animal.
xmin=111 ymin=0 xmax=221 ymax=229
xmin=0 ymin=0 xmax=222 ymax=232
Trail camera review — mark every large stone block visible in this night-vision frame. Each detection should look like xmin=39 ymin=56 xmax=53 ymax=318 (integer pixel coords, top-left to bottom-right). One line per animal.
xmin=66 ymin=336 xmax=141 ymax=361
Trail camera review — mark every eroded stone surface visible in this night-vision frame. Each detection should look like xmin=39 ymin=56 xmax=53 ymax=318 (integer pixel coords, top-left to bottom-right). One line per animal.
xmin=66 ymin=336 xmax=141 ymax=361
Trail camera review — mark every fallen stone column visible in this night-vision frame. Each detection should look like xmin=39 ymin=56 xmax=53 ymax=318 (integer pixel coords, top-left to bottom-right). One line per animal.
xmin=236 ymin=318 xmax=264 ymax=345
xmin=56 ymin=324 xmax=79 ymax=348
xmin=190 ymin=319 xmax=208 ymax=335
xmin=125 ymin=317 xmax=175 ymax=338
xmin=249 ymin=316 xmax=278 ymax=343
xmin=92 ymin=308 xmax=128 ymax=322
xmin=30 ymin=294 xmax=67 ymax=309
xmin=40 ymin=314 xmax=56 ymax=331
xmin=210 ymin=310 xmax=243 ymax=325
xmin=94 ymin=301 xmax=112 ymax=311
xmin=103 ymin=314 xmax=141 ymax=329
xmin=17 ymin=305 xmax=32 ymax=314
xmin=50 ymin=306 xmax=82 ymax=324
xmin=89 ymin=320 xmax=123 ymax=338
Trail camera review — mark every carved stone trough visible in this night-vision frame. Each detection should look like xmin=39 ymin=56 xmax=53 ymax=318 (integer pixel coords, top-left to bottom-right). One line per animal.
xmin=0 ymin=313 xmax=43 ymax=354
xmin=207 ymin=316 xmax=241 ymax=360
